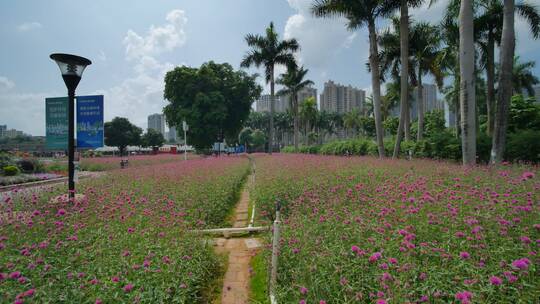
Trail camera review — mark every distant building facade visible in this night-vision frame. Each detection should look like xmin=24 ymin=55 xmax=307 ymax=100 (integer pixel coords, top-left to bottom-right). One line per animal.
xmin=533 ymin=84 xmax=540 ymax=103
xmin=255 ymin=87 xmax=317 ymax=113
xmin=0 ymin=125 xmax=6 ymax=138
xmin=390 ymin=84 xmax=442 ymax=120
xmin=319 ymin=80 xmax=366 ymax=114
xmin=410 ymin=84 xmax=443 ymax=120
xmin=148 ymin=113 xmax=165 ymax=135
xmin=168 ymin=126 xmax=177 ymax=142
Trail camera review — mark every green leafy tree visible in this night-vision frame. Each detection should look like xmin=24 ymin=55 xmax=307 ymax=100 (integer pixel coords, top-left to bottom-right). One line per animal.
xmin=238 ymin=127 xmax=253 ymax=151
xmin=343 ymin=108 xmax=362 ymax=137
xmin=141 ymin=129 xmax=165 ymax=149
xmin=384 ymin=116 xmax=400 ymax=136
xmin=163 ymin=62 xmax=261 ymax=150
xmin=104 ymin=117 xmax=142 ymax=156
xmin=250 ymin=129 xmax=267 ymax=150
xmin=507 ymin=94 xmax=540 ymax=132
xmin=241 ymin=22 xmax=299 ymax=154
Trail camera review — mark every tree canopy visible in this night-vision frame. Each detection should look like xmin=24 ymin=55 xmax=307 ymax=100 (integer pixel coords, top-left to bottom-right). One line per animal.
xmin=163 ymin=61 xmax=261 ymax=150
xmin=104 ymin=117 xmax=142 ymax=155
xmin=141 ymin=129 xmax=165 ymax=148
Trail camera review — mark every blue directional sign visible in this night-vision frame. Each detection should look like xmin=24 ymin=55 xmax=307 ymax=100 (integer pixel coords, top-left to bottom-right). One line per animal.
xmin=76 ymin=95 xmax=104 ymax=149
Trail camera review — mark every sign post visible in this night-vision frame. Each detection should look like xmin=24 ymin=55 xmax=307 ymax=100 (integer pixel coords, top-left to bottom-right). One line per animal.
xmin=182 ymin=120 xmax=188 ymax=161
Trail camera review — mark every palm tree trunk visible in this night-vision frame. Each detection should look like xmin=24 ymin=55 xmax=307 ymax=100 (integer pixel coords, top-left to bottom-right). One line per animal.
xmin=393 ymin=1 xmax=409 ymax=158
xmin=368 ymin=19 xmax=385 ymax=158
xmin=269 ymin=65 xmax=275 ymax=154
xmin=294 ymin=97 xmax=299 ymax=152
xmin=486 ymin=29 xmax=496 ymax=136
xmin=459 ymin=0 xmax=477 ymax=165
xmin=417 ymin=67 xmax=424 ymax=141
xmin=491 ymin=0 xmax=515 ymax=164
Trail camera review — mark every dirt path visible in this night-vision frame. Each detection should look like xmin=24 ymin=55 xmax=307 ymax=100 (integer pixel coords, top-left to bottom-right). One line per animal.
xmin=213 ymin=172 xmax=261 ymax=304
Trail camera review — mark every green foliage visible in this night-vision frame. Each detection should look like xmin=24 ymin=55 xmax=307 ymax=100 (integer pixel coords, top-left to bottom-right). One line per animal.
xmin=359 ymin=116 xmax=376 ymax=137
xmin=249 ymin=252 xmax=270 ymax=304
xmin=424 ymin=110 xmax=446 ymax=137
xmin=383 ymin=116 xmax=399 ymax=136
xmin=141 ymin=129 xmax=165 ymax=148
xmin=16 ymin=158 xmax=44 ymax=173
xmin=238 ymin=127 xmax=253 ymax=147
xmin=250 ymin=129 xmax=266 ymax=149
xmin=0 ymin=152 xmax=14 ymax=168
xmin=164 ymin=62 xmax=261 ymax=150
xmin=104 ymin=117 xmax=142 ymax=155
xmin=2 ymin=165 xmax=19 ymax=176
xmin=505 ymin=130 xmax=540 ymax=162
xmin=508 ymin=94 xmax=540 ymax=132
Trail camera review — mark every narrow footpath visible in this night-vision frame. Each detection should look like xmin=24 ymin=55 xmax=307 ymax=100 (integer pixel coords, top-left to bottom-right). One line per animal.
xmin=213 ymin=169 xmax=261 ymax=304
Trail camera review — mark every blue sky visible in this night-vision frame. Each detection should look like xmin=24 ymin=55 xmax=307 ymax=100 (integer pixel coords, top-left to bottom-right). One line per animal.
xmin=1 ymin=0 xmax=539 ymax=135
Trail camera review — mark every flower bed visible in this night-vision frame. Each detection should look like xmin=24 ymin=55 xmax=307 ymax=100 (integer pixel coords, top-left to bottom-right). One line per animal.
xmin=0 ymin=173 xmax=64 ymax=186
xmin=0 ymin=156 xmax=249 ymax=303
xmin=252 ymin=154 xmax=539 ymax=303
xmin=45 ymin=154 xmax=197 ymax=172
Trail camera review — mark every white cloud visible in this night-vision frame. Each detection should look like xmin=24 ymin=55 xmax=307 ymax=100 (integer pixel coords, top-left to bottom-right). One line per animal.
xmin=410 ymin=0 xmax=449 ymax=23
xmin=0 ymin=92 xmax=52 ymax=135
xmin=284 ymin=0 xmax=356 ymax=68
xmin=98 ymin=9 xmax=188 ymax=130
xmin=0 ymin=76 xmax=15 ymax=91
xmin=123 ymin=9 xmax=187 ymax=60
xmin=17 ymin=22 xmax=42 ymax=32
xmin=98 ymin=50 xmax=107 ymax=62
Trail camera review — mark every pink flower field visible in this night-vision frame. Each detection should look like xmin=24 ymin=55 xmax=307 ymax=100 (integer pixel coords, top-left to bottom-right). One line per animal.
xmin=0 ymin=156 xmax=249 ymax=303
xmin=252 ymin=154 xmax=539 ymax=303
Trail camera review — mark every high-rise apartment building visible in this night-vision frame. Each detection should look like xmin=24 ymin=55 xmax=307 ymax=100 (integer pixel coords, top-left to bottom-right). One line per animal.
xmin=409 ymin=84 xmax=442 ymax=120
xmin=148 ymin=113 xmax=165 ymax=135
xmin=168 ymin=126 xmax=177 ymax=142
xmin=0 ymin=125 xmax=6 ymax=138
xmin=319 ymin=80 xmax=366 ymax=114
xmin=255 ymin=87 xmax=317 ymax=113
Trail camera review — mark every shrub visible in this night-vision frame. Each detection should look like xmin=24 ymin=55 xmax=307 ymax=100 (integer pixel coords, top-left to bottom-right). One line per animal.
xmin=505 ymin=130 xmax=540 ymax=163
xmin=17 ymin=158 xmax=44 ymax=173
xmin=0 ymin=152 xmax=14 ymax=168
xmin=2 ymin=165 xmax=19 ymax=176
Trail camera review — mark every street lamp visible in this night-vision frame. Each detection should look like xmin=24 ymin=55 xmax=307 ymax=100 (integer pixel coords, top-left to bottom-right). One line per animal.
xmin=50 ymin=53 xmax=92 ymax=200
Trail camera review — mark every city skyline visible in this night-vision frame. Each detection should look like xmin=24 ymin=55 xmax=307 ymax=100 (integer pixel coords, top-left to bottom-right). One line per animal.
xmin=1 ymin=0 xmax=539 ymax=136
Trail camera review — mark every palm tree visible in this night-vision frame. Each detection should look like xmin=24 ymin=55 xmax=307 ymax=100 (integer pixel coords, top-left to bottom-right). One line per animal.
xmin=276 ymin=66 xmax=314 ymax=152
xmin=491 ymin=0 xmax=515 ymax=164
xmin=475 ymin=0 xmax=540 ymax=136
xmin=241 ymin=22 xmax=299 ymax=154
xmin=511 ymin=56 xmax=539 ymax=95
xmin=377 ymin=17 xmax=414 ymax=156
xmin=312 ymin=0 xmax=399 ymax=158
xmin=410 ymin=21 xmax=444 ymax=141
xmin=299 ymin=97 xmax=318 ymax=143
xmin=459 ymin=0 xmax=477 ymax=165
xmin=343 ymin=108 xmax=362 ymax=137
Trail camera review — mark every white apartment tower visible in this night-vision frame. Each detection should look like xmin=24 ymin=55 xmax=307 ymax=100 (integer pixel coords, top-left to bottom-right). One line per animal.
xmin=320 ymin=80 xmax=366 ymax=114
xmin=148 ymin=113 xmax=165 ymax=135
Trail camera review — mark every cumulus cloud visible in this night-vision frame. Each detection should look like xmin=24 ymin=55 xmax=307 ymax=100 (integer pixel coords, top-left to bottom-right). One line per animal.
xmin=284 ymin=0 xmax=356 ymax=68
xmin=0 ymin=92 xmax=52 ymax=135
xmin=0 ymin=76 xmax=15 ymax=91
xmin=99 ymin=9 xmax=188 ymax=130
xmin=17 ymin=22 xmax=42 ymax=32
xmin=123 ymin=9 xmax=187 ymax=60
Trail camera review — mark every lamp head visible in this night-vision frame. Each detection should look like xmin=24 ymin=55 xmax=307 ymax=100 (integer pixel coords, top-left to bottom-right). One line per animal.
xmin=50 ymin=53 xmax=92 ymax=91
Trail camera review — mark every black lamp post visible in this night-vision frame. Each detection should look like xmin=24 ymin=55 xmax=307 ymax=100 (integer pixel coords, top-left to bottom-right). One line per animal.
xmin=50 ymin=53 xmax=92 ymax=200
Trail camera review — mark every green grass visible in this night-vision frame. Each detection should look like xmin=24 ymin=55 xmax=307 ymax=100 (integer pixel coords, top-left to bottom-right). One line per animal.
xmin=249 ymin=251 xmax=269 ymax=304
